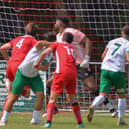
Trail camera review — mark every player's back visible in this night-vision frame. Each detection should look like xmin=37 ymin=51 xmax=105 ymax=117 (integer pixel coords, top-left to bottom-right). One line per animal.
xmin=9 ymin=35 xmax=37 ymax=63
xmin=101 ymin=37 xmax=129 ymax=72
xmin=50 ymin=42 xmax=76 ymax=74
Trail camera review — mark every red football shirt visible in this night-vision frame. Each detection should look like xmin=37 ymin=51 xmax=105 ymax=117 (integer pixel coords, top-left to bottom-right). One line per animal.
xmin=49 ymin=42 xmax=76 ymax=74
xmin=8 ymin=35 xmax=37 ymax=63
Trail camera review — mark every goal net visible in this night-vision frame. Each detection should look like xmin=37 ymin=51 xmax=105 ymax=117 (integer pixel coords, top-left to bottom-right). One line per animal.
xmin=0 ymin=0 xmax=129 ymax=112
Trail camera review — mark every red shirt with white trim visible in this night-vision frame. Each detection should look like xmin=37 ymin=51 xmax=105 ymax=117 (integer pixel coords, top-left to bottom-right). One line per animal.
xmin=49 ymin=42 xmax=76 ymax=74
xmin=8 ymin=35 xmax=37 ymax=63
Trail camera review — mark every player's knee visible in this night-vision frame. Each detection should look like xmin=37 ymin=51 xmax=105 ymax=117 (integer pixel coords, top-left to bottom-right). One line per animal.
xmin=36 ymin=92 xmax=44 ymax=101
xmin=8 ymin=94 xmax=18 ymax=104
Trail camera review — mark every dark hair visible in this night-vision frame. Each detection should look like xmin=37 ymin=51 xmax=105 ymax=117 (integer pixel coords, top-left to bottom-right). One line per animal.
xmin=122 ymin=25 xmax=129 ymax=36
xmin=44 ymin=31 xmax=56 ymax=42
xmin=62 ymin=32 xmax=73 ymax=44
xmin=56 ymin=17 xmax=69 ymax=26
xmin=26 ymin=23 xmax=39 ymax=37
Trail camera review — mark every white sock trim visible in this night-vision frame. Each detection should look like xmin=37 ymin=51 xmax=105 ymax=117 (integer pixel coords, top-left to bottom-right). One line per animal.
xmin=32 ymin=110 xmax=40 ymax=120
xmin=118 ymin=98 xmax=126 ymax=118
xmin=92 ymin=95 xmax=105 ymax=108
xmin=1 ymin=111 xmax=10 ymax=122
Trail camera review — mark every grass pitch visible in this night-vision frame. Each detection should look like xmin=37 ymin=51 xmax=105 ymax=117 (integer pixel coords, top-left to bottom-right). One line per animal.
xmin=0 ymin=112 xmax=128 ymax=129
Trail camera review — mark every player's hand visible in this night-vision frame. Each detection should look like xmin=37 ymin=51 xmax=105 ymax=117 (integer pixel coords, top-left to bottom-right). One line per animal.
xmin=33 ymin=62 xmax=40 ymax=71
xmin=80 ymin=55 xmax=90 ymax=68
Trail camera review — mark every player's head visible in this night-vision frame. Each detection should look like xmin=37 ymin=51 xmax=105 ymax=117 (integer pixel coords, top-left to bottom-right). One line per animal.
xmin=121 ymin=25 xmax=129 ymax=38
xmin=62 ymin=32 xmax=73 ymax=44
xmin=25 ymin=23 xmax=39 ymax=37
xmin=55 ymin=17 xmax=69 ymax=32
xmin=44 ymin=31 xmax=56 ymax=42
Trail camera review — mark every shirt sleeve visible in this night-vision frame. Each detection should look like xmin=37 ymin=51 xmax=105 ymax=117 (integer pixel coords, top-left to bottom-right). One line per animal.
xmin=106 ymin=41 xmax=112 ymax=48
xmin=9 ymin=39 xmax=15 ymax=47
xmin=49 ymin=43 xmax=58 ymax=52
xmin=32 ymin=38 xmax=37 ymax=47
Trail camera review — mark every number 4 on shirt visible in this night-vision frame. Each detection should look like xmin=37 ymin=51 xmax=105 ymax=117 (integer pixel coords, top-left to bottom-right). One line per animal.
xmin=16 ymin=39 xmax=25 ymax=48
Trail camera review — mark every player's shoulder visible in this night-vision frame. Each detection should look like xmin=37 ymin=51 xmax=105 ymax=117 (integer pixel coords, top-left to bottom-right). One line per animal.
xmin=109 ymin=37 xmax=122 ymax=43
xmin=111 ymin=37 xmax=128 ymax=44
xmin=50 ymin=42 xmax=58 ymax=47
xmin=65 ymin=27 xmax=85 ymax=38
xmin=65 ymin=27 xmax=80 ymax=33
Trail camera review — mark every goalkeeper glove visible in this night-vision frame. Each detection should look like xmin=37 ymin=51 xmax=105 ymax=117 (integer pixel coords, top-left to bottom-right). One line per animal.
xmin=80 ymin=55 xmax=90 ymax=68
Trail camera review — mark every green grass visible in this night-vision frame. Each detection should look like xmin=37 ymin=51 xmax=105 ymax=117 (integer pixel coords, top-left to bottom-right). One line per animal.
xmin=0 ymin=112 xmax=129 ymax=129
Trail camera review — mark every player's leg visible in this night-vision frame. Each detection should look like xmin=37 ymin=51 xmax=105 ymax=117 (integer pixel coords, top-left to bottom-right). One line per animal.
xmin=117 ymin=94 xmax=127 ymax=126
xmin=83 ymin=74 xmax=116 ymax=115
xmin=113 ymin=72 xmax=127 ymax=126
xmin=44 ymin=73 xmax=64 ymax=128
xmin=103 ymin=97 xmax=117 ymax=117
xmin=87 ymin=70 xmax=112 ymax=122
xmin=31 ymin=91 xmax=44 ymax=124
xmin=65 ymin=74 xmax=84 ymax=128
xmin=30 ymin=75 xmax=44 ymax=125
xmin=46 ymin=75 xmax=58 ymax=114
xmin=87 ymin=92 xmax=107 ymax=122
xmin=45 ymin=91 xmax=60 ymax=128
xmin=1 ymin=79 xmax=12 ymax=118
xmin=66 ymin=94 xmax=84 ymax=128
xmin=0 ymin=69 xmax=28 ymax=126
xmin=1 ymin=64 xmax=14 ymax=118
xmin=0 ymin=93 xmax=19 ymax=126
xmin=77 ymin=66 xmax=116 ymax=116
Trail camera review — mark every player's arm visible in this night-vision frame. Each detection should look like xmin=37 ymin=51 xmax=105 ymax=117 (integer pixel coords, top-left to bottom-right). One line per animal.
xmin=126 ymin=52 xmax=129 ymax=62
xmin=101 ymin=48 xmax=108 ymax=60
xmin=38 ymin=63 xmax=49 ymax=71
xmin=81 ymin=36 xmax=92 ymax=56
xmin=34 ymin=47 xmax=53 ymax=70
xmin=35 ymin=40 xmax=54 ymax=50
xmin=0 ymin=43 xmax=12 ymax=61
xmin=80 ymin=36 xmax=91 ymax=68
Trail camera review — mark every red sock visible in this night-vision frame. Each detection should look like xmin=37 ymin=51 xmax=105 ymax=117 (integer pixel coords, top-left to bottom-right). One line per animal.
xmin=46 ymin=102 xmax=55 ymax=122
xmin=71 ymin=102 xmax=82 ymax=124
xmin=2 ymin=97 xmax=8 ymax=117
